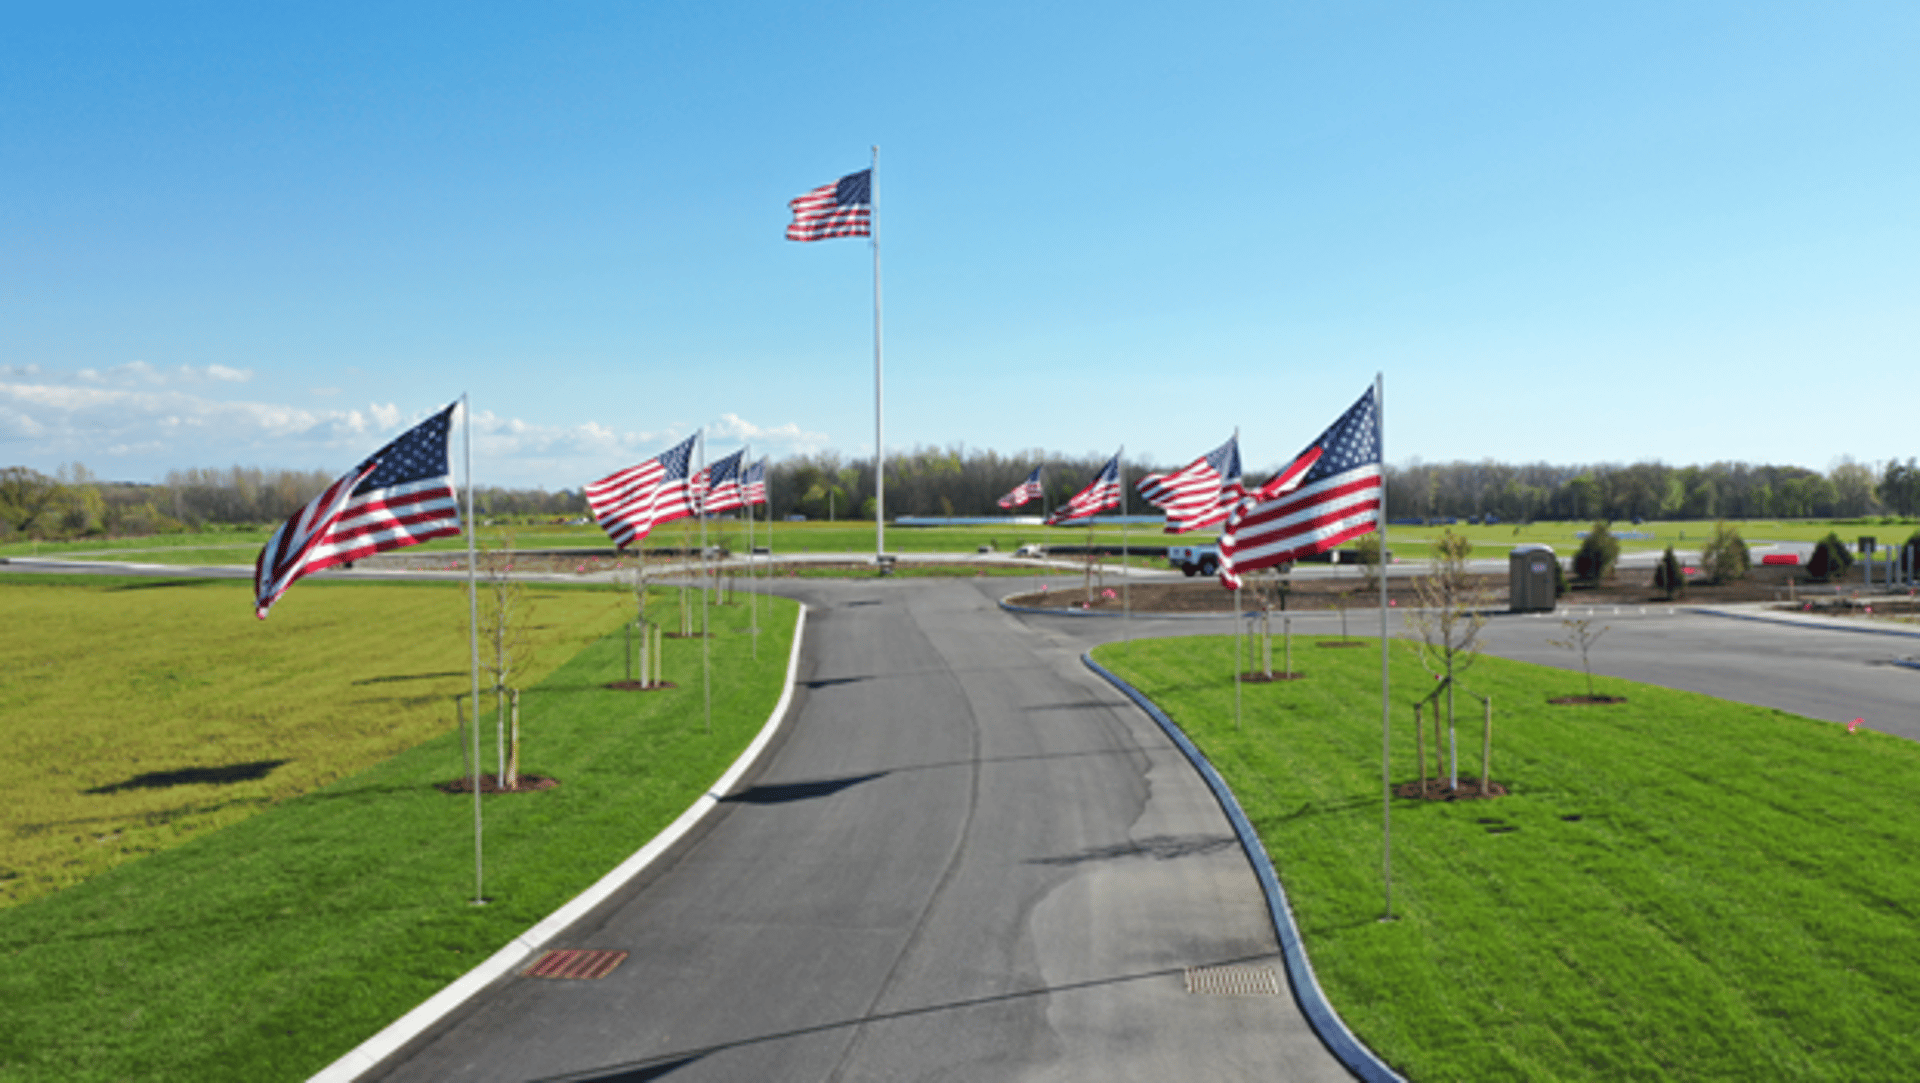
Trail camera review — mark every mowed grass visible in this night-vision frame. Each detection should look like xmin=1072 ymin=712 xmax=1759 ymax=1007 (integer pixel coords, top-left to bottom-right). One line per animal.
xmin=1093 ymin=636 xmax=1920 ymax=1082
xmin=16 ymin=516 xmax=1916 ymax=569
xmin=0 ymin=584 xmax=798 ymax=1083
xmin=0 ymin=573 xmax=635 ymax=910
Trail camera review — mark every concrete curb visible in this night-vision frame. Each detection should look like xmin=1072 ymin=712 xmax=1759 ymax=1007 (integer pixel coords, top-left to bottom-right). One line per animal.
xmin=1082 ymin=653 xmax=1406 ymax=1083
xmin=308 ymin=605 xmax=810 ymax=1083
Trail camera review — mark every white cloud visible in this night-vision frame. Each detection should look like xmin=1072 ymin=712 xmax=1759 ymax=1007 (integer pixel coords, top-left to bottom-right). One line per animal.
xmin=707 ymin=412 xmax=831 ymax=453
xmin=0 ymin=372 xmax=836 ymax=488
xmin=33 ymin=361 xmax=255 ymax=388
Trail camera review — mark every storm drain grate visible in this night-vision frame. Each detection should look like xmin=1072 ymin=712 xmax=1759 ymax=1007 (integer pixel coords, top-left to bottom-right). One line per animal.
xmin=525 ymin=949 xmax=628 ymax=980
xmin=1184 ymin=964 xmax=1280 ymax=997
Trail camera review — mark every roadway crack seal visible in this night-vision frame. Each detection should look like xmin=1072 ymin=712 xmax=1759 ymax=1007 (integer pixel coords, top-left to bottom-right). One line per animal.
xmin=307 ymin=605 xmax=811 ymax=1083
xmin=1082 ymin=652 xmax=1407 ymax=1083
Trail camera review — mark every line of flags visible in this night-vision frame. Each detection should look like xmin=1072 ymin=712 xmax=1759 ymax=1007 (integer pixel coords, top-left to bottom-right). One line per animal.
xmin=252 ymin=158 xmax=1384 ymax=617
xmin=987 ymin=385 xmax=1384 ymax=590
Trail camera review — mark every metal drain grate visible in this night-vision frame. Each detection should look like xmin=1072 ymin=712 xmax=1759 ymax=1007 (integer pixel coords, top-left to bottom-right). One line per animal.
xmin=1185 ymin=964 xmax=1281 ymax=997
xmin=525 ymin=949 xmax=628 ymax=980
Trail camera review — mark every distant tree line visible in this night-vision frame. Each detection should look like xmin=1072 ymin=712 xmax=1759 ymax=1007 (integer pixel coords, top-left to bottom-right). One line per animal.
xmin=7 ymin=452 xmax=1919 ymax=542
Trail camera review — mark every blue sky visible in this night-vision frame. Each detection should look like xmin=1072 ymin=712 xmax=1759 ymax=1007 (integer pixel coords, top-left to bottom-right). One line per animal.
xmin=3 ymin=2 xmax=1915 ymax=489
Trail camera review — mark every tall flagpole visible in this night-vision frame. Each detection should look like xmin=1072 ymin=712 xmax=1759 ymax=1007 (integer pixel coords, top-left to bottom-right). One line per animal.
xmin=463 ymin=394 xmax=484 ymax=905
xmin=1378 ymin=371 xmax=1392 ymax=922
xmin=1121 ymin=448 xmax=1131 ymax=639
xmin=871 ymin=144 xmax=886 ymax=561
xmin=699 ymin=431 xmax=712 ymax=735
xmin=746 ymin=447 xmax=757 ymax=660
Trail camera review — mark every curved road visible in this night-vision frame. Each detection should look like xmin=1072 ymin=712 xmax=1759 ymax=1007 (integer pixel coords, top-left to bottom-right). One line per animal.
xmin=368 ymin=577 xmax=1355 ymax=1083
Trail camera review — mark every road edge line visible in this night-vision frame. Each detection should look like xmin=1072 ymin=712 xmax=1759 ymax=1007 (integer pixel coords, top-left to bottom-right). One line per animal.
xmin=1686 ymin=605 xmax=1920 ymax=640
xmin=309 ymin=604 xmax=809 ymax=1083
xmin=1083 ymin=651 xmax=1406 ymax=1083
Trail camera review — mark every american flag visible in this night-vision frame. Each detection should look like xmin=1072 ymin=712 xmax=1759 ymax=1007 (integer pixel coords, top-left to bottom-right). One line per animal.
xmin=701 ymin=449 xmax=749 ymax=514
xmin=1136 ymin=435 xmax=1245 ymax=534
xmin=253 ymin=403 xmax=462 ymax=619
xmin=786 ymin=170 xmax=872 ymax=241
xmin=585 ymin=434 xmax=699 ymax=549
xmin=1045 ymin=453 xmax=1123 ymax=526
xmin=742 ymin=457 xmax=769 ymax=506
xmin=1218 ymin=387 xmax=1381 ymax=590
xmin=997 ymin=466 xmax=1044 ymax=509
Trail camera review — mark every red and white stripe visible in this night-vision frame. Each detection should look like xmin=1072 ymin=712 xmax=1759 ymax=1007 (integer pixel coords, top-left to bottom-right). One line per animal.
xmin=786 ymin=183 xmax=870 ymax=241
xmin=253 ymin=473 xmax=460 ymax=618
xmin=586 ymin=456 xmax=697 ymax=549
xmin=1218 ymin=460 xmax=1379 ymax=590
xmin=1137 ymin=469 xmax=1244 ymax=534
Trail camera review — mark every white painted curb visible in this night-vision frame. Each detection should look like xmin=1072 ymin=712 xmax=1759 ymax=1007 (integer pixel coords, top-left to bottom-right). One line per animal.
xmin=309 ymin=605 xmax=809 ymax=1082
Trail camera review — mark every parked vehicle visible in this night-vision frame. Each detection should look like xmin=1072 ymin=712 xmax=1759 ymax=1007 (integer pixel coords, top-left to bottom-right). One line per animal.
xmin=1167 ymin=543 xmax=1220 ymax=577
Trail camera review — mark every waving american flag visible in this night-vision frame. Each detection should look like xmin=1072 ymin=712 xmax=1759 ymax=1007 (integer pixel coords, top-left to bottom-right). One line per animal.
xmin=1045 ymin=453 xmax=1123 ymax=526
xmin=1219 ymin=387 xmax=1380 ymax=590
xmin=997 ymin=466 xmax=1045 ymax=509
xmin=1136 ymin=435 xmax=1244 ymax=534
xmin=254 ymin=403 xmax=462 ymax=619
xmin=701 ymin=448 xmax=749 ymax=514
xmin=786 ymin=170 xmax=872 ymax=242
xmin=741 ymin=456 xmax=769 ymax=507
xmin=585 ymin=435 xmax=699 ymax=549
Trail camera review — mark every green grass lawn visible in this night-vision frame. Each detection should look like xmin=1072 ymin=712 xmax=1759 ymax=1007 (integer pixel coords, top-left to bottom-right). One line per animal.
xmin=0 ymin=585 xmax=796 ymax=1083
xmin=14 ymin=516 xmax=1914 ymax=569
xmin=0 ymin=573 xmax=636 ymax=910
xmin=1093 ymin=636 xmax=1920 ymax=1082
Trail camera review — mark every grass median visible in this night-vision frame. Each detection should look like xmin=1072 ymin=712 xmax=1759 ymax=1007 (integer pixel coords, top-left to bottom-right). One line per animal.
xmin=1093 ymin=635 xmax=1920 ymax=1082
xmin=0 ymin=579 xmax=799 ymax=1083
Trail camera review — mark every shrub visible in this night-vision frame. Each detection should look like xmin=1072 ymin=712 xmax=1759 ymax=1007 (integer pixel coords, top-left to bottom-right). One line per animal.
xmin=1652 ymin=544 xmax=1684 ymax=600
xmin=1808 ymin=531 xmax=1855 ymax=583
xmin=1572 ymin=521 xmax=1619 ymax=583
xmin=1700 ymin=521 xmax=1750 ymax=584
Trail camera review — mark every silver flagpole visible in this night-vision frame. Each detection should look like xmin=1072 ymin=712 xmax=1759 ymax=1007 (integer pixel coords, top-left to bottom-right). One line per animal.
xmin=746 ymin=447 xmax=757 ymax=660
xmin=1120 ymin=448 xmax=1131 ymax=639
xmin=1378 ymin=371 xmax=1392 ymax=922
xmin=699 ymin=430 xmax=711 ymax=735
xmin=463 ymin=394 xmax=485 ymax=905
xmin=871 ymin=144 xmax=886 ymax=562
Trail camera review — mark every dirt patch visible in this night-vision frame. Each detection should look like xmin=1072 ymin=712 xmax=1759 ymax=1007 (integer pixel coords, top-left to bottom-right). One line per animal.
xmin=1238 ymin=671 xmax=1304 ymax=682
xmin=603 ymin=680 xmax=676 ymax=692
xmin=1007 ymin=563 xmax=1825 ymax=614
xmin=1394 ymin=777 xmax=1509 ymax=801
xmin=437 ymin=773 xmax=558 ymax=794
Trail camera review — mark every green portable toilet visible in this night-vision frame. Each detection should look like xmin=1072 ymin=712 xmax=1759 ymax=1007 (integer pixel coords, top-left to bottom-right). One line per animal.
xmin=1509 ymin=544 xmax=1557 ymax=612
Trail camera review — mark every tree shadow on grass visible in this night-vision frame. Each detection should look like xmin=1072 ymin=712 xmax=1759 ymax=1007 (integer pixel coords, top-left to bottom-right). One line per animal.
xmin=353 ymin=671 xmax=468 ymax=685
xmin=84 ymin=759 xmax=290 ymax=794
xmin=104 ymin=577 xmax=230 ymax=591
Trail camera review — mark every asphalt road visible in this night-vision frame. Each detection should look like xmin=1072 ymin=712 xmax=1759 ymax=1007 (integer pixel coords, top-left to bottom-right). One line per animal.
xmin=369 ymin=577 xmax=1355 ymax=1083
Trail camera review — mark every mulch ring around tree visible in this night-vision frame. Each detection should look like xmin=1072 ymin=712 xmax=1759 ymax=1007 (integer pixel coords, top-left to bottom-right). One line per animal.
xmin=1315 ymin=640 xmax=1368 ymax=648
xmin=1547 ymin=695 xmax=1628 ymax=705
xmin=437 ymin=773 xmax=559 ymax=795
xmin=603 ymin=680 xmax=677 ymax=692
xmin=1237 ymin=671 xmax=1305 ymax=682
xmin=1394 ymin=777 xmax=1509 ymax=801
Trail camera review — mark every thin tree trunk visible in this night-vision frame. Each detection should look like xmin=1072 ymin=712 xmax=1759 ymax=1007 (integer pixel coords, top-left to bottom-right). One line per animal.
xmin=1432 ymin=690 xmax=1445 ymax=784
xmin=1480 ymin=694 xmax=1492 ymax=797
xmin=507 ymin=688 xmax=521 ymax=789
xmin=1415 ymin=703 xmax=1426 ymax=794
